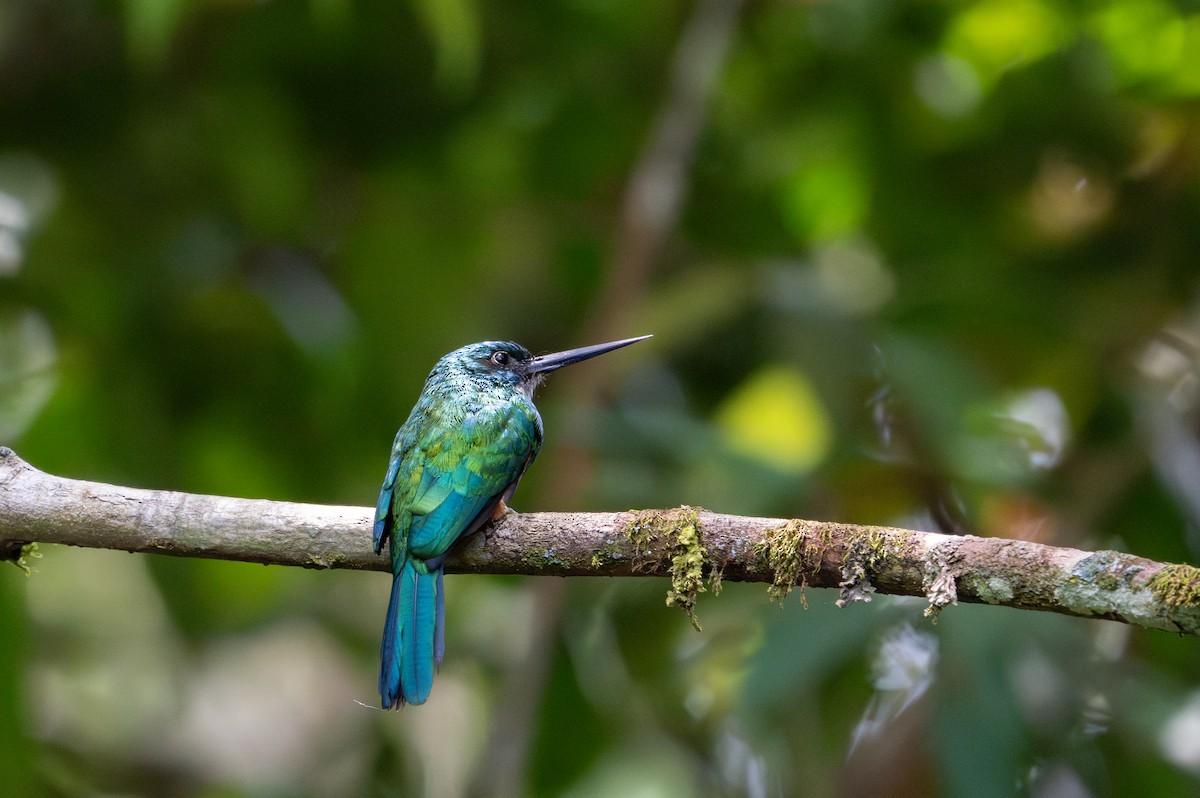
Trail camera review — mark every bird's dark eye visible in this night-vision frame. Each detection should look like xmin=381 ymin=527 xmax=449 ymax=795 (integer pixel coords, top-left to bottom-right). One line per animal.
xmin=490 ymin=350 xmax=510 ymax=366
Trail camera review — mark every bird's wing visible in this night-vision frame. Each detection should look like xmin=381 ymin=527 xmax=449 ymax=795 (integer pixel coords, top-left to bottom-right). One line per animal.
xmin=373 ymin=452 xmax=403 ymax=555
xmin=404 ymin=408 xmax=541 ymax=561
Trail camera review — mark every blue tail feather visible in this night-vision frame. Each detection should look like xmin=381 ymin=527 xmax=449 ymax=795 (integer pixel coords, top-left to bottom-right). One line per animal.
xmin=379 ymin=569 xmax=403 ymax=706
xmin=434 ymin=569 xmax=445 ymax=667
xmin=379 ymin=558 xmax=441 ymax=709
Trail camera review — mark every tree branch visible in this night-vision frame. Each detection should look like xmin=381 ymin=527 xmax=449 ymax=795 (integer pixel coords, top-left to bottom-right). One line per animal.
xmin=2 ymin=447 xmax=1198 ymax=636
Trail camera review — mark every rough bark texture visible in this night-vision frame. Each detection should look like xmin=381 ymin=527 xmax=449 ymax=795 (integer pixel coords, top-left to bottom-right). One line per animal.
xmin=3 ymin=447 xmax=1199 ymax=636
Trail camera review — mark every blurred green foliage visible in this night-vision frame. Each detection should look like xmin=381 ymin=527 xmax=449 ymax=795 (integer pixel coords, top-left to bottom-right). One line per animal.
xmin=3 ymin=0 xmax=1200 ymax=796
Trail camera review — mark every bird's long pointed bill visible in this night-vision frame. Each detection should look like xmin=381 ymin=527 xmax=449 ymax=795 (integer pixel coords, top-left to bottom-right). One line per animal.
xmin=529 ymin=334 xmax=652 ymax=375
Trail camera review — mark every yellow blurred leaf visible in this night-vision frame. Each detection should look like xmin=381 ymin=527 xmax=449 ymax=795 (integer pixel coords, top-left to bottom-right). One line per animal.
xmin=715 ymin=365 xmax=832 ymax=473
xmin=946 ymin=0 xmax=1071 ymax=88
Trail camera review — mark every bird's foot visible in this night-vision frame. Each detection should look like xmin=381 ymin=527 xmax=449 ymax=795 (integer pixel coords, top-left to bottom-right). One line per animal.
xmin=491 ymin=499 xmax=517 ymax=520
xmin=482 ymin=500 xmax=516 ymax=543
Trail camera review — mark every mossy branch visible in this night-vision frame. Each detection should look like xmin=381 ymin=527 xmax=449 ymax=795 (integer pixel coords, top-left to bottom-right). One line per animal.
xmin=3 ymin=447 xmax=1199 ymax=636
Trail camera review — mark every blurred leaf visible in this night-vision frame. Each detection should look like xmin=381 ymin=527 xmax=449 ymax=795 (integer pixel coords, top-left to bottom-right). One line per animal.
xmin=123 ymin=0 xmax=189 ymax=70
xmin=1090 ymin=0 xmax=1200 ymax=96
xmin=946 ymin=0 xmax=1071 ymax=90
xmin=740 ymin=595 xmax=910 ymax=724
xmin=714 ymin=364 xmax=832 ymax=474
xmin=202 ymin=85 xmax=313 ymax=236
xmin=411 ymin=0 xmax=482 ymax=96
xmin=0 ymin=307 xmax=57 ymax=442
xmin=782 ymin=155 xmax=870 ymax=244
xmin=558 ymin=736 xmax=703 ymax=798
xmin=0 ymin=577 xmax=37 ymax=798
xmin=632 ymin=265 xmax=756 ymax=350
xmin=530 ymin=640 xmax=610 ymax=797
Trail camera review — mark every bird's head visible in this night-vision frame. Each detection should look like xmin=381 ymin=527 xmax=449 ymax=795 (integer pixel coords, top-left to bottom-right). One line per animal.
xmin=437 ymin=336 xmax=651 ymax=398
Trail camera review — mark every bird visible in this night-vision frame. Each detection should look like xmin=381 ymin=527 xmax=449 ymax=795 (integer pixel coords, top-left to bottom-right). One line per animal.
xmin=373 ymin=334 xmax=651 ymax=708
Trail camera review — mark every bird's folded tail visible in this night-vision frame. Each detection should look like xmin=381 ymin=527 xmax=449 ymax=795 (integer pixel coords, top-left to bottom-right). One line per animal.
xmin=379 ymin=559 xmax=445 ymax=709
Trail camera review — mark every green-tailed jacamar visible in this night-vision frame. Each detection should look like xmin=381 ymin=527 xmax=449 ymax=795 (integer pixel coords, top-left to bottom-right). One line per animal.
xmin=374 ymin=335 xmax=651 ymax=708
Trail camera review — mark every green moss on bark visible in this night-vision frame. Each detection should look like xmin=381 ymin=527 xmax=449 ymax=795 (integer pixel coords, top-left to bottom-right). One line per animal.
xmin=624 ymin=506 xmax=715 ymax=630
xmin=1147 ymin=563 xmax=1200 ymax=608
xmin=754 ymin=520 xmax=834 ymax=606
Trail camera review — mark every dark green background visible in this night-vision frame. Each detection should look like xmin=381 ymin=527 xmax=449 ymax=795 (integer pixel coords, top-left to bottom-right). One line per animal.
xmin=3 ymin=1 xmax=1200 ymax=796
